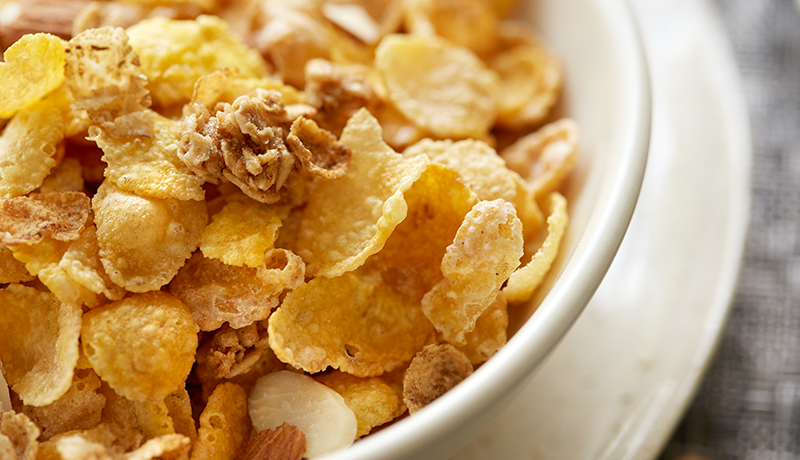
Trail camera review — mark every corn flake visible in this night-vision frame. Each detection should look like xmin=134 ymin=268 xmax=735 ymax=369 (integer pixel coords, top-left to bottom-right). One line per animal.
xmin=503 ymin=192 xmax=569 ymax=304
xmin=402 ymin=344 xmax=472 ymax=414
xmin=375 ymin=34 xmax=498 ymax=139
xmin=0 ymin=246 xmax=34 ymax=284
xmin=455 ymin=292 xmax=508 ymax=365
xmin=316 ymin=371 xmax=403 ymax=438
xmin=295 ymin=109 xmax=428 ymax=278
xmin=126 ymin=15 xmax=269 ymax=108
xmin=81 ymin=292 xmax=199 ymax=401
xmin=269 ymin=269 xmax=436 ymax=377
xmin=0 ymin=285 xmax=81 ymax=407
xmin=90 ymin=112 xmax=205 ymax=201
xmin=191 ymin=383 xmax=251 ymax=460
xmin=422 ymin=199 xmax=523 ymax=345
xmin=0 ymin=33 xmax=65 ymax=119
xmin=0 ymin=411 xmax=40 ymax=460
xmin=403 ymin=0 xmax=498 ymax=55
xmin=38 ymin=158 xmax=85 ymax=194
xmin=0 ymin=192 xmax=90 ymax=246
xmin=92 ymin=181 xmax=207 ymax=292
xmin=200 ymin=201 xmax=282 ymax=268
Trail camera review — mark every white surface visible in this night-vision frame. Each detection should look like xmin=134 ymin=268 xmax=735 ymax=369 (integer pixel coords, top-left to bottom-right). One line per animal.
xmin=450 ymin=0 xmax=751 ymax=459
xmin=327 ymin=0 xmax=651 ymax=458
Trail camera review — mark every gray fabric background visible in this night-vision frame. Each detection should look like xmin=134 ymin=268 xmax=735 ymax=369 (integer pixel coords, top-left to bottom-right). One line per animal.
xmin=660 ymin=0 xmax=800 ymax=458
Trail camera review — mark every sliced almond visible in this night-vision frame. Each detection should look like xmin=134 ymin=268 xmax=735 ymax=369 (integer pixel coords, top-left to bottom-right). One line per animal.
xmin=241 ymin=423 xmax=306 ymax=460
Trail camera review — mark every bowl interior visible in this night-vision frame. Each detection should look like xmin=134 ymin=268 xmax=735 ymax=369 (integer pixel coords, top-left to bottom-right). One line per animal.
xmin=324 ymin=0 xmax=650 ymax=459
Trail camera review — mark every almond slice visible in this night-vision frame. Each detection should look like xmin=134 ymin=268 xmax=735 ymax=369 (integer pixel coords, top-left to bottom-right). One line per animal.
xmin=321 ymin=3 xmax=380 ymax=45
xmin=241 ymin=423 xmax=306 ymax=460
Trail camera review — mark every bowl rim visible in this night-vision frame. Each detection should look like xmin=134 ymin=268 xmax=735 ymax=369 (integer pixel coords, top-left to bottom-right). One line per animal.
xmin=323 ymin=0 xmax=652 ymax=458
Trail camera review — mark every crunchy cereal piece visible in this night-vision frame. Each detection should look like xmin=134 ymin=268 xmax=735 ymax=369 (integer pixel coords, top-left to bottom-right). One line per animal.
xmin=375 ymin=34 xmax=498 ymax=139
xmin=6 ymin=236 xmax=70 ymax=277
xmin=403 ymin=0 xmax=497 ymax=55
xmin=256 ymin=10 xmax=332 ymax=89
xmin=46 ymin=421 xmax=144 ymax=458
xmin=422 ymin=200 xmax=523 ymax=345
xmin=191 ymin=383 xmax=251 ymax=460
xmin=56 ymin=225 xmax=126 ymax=303
xmin=190 ymin=68 xmax=304 ymax=110
xmin=404 ymin=138 xmax=544 ymax=239
xmin=249 ymin=371 xmax=357 ymax=458
xmin=501 ymin=118 xmax=579 ymax=199
xmin=200 ymin=322 xmax=270 ymax=380
xmin=0 ymin=411 xmax=40 ymax=460
xmin=295 ymin=109 xmax=428 ymax=277
xmin=52 ymin=431 xmax=190 ymax=460
xmin=455 ymin=293 xmax=508 ymax=364
xmin=0 ymin=89 xmax=68 ymax=198
xmin=0 ymin=285 xmax=81 ymax=406
xmin=124 ymin=434 xmax=190 ymax=460
xmin=64 ymin=27 xmax=152 ymax=137
xmin=200 ymin=201 xmax=282 ymax=268
xmin=38 ymin=158 xmax=85 ymax=194
xmin=316 ymin=371 xmax=403 ymax=438
xmin=179 ymin=89 xmax=348 ymax=204
xmin=403 ymin=344 xmax=473 ymax=413
xmin=503 ymin=192 xmax=568 ymax=303
xmin=81 ymin=292 xmax=199 ymax=401
xmin=373 ymin=103 xmax=425 ymax=151
xmin=0 ymin=246 xmax=34 ymax=284
xmin=92 ymin=181 xmax=207 ymax=292
xmin=0 ymin=192 xmax=90 ymax=246
xmin=90 ymin=112 xmax=205 ymax=201
xmin=269 ymin=269 xmax=435 ymax=376
xmin=239 ymin=423 xmax=306 ymax=460
xmin=170 ymin=249 xmax=304 ymax=331
xmin=131 ymin=399 xmax=176 ymax=440
xmin=0 ymin=33 xmax=65 ymax=118
xmin=126 ymin=15 xmax=268 ymax=108
xmin=164 ymin=388 xmax=197 ymax=446
xmin=369 ymin=163 xmax=477 ymax=301
xmin=491 ymin=42 xmax=562 ymax=129
xmin=304 ymin=59 xmax=378 ymax=136
xmin=19 ymin=368 xmax=105 ymax=441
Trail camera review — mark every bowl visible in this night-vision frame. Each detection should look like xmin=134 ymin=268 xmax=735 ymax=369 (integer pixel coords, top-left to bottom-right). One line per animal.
xmin=323 ymin=0 xmax=651 ymax=459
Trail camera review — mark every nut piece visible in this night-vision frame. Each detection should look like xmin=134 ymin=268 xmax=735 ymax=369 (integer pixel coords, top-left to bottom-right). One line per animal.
xmin=249 ymin=371 xmax=357 ymax=458
xmin=402 ymin=344 xmax=473 ymax=414
xmin=240 ymin=423 xmax=307 ymax=460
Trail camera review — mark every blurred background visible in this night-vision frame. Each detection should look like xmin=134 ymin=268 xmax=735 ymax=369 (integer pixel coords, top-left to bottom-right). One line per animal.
xmin=660 ymin=0 xmax=800 ymax=459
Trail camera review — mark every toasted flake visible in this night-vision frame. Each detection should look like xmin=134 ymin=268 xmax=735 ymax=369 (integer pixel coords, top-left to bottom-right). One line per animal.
xmin=191 ymin=383 xmax=251 ymax=460
xmin=38 ymin=158 xmax=85 ymax=194
xmin=456 ymin=293 xmax=508 ymax=364
xmin=0 ymin=192 xmax=90 ymax=246
xmin=403 ymin=0 xmax=497 ymax=55
xmin=0 ymin=33 xmax=66 ymax=118
xmin=402 ymin=344 xmax=472 ymax=414
xmin=316 ymin=371 xmax=403 ymax=438
xmin=0 ymin=411 xmax=40 ymax=460
xmin=0 ymin=246 xmax=34 ymax=284
xmin=200 ymin=200 xmax=282 ymax=268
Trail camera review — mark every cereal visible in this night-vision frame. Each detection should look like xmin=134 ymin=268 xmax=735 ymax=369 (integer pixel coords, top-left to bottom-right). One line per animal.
xmin=294 ymin=108 xmax=428 ymax=278
xmin=403 ymin=0 xmax=498 ymax=55
xmin=269 ymin=270 xmax=436 ymax=376
xmin=375 ymin=34 xmax=499 ymax=139
xmin=0 ymin=246 xmax=33 ymax=284
xmin=200 ymin=201 xmax=282 ymax=268
xmin=191 ymin=383 xmax=251 ymax=460
xmin=81 ymin=292 xmax=199 ymax=401
xmin=0 ymin=411 xmax=40 ymax=460
xmin=0 ymin=192 xmax=90 ymax=246
xmin=503 ymin=192 xmax=569 ymax=303
xmin=37 ymin=158 xmax=85 ymax=194
xmin=316 ymin=371 xmax=403 ymax=438
xmin=249 ymin=371 xmax=357 ymax=458
xmin=402 ymin=344 xmax=473 ymax=414
xmin=456 ymin=293 xmax=508 ymax=364
xmin=0 ymin=285 xmax=81 ymax=407
xmin=0 ymin=33 xmax=65 ymax=119
xmin=422 ymin=200 xmax=523 ymax=345
xmin=92 ymin=181 xmax=207 ymax=292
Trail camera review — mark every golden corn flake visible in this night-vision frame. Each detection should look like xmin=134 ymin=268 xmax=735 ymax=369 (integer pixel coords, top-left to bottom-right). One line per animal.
xmin=501 ymin=118 xmax=579 ymax=199
xmin=404 ymin=138 xmax=543 ymax=238
xmin=402 ymin=344 xmax=473 ymax=414
xmin=81 ymin=292 xmax=199 ymax=402
xmin=200 ymin=201 xmax=282 ymax=268
xmin=57 ymin=225 xmax=126 ymax=302
xmin=64 ymin=27 xmax=152 ymax=137
xmin=19 ymin=369 xmax=106 ymax=441
xmin=0 ymin=411 xmax=40 ymax=460
xmin=7 ymin=236 xmax=71 ymax=277
xmin=122 ymin=434 xmax=191 ymax=460
xmin=92 ymin=181 xmax=207 ymax=292
xmin=374 ymin=34 xmax=498 ymax=139
xmin=90 ymin=112 xmax=206 ymax=201
xmin=0 ymin=90 xmax=68 ymax=199
xmin=126 ymin=15 xmax=269 ymax=108
xmin=369 ymin=163 xmax=477 ymax=301
xmin=0 ymin=246 xmax=34 ymax=284
xmin=38 ymin=158 xmax=85 ymax=194
xmin=0 ymin=192 xmax=90 ymax=246
xmin=170 ymin=250 xmax=304 ymax=331
xmin=456 ymin=292 xmax=508 ymax=365
xmin=422 ymin=199 xmax=523 ymax=345
xmin=295 ymin=109 xmax=428 ymax=278
xmin=0 ymin=285 xmax=81 ymax=407
xmin=403 ymin=0 xmax=498 ymax=55
xmin=491 ymin=42 xmax=562 ymax=129
xmin=269 ymin=269 xmax=436 ymax=377
xmin=191 ymin=383 xmax=251 ymax=460
xmin=316 ymin=371 xmax=403 ymax=438
xmin=164 ymin=388 xmax=197 ymax=445
xmin=191 ymin=67 xmax=304 ymax=109
xmin=0 ymin=33 xmax=65 ymax=119
xmin=52 ymin=431 xmax=190 ymax=460
xmin=503 ymin=192 xmax=569 ymax=304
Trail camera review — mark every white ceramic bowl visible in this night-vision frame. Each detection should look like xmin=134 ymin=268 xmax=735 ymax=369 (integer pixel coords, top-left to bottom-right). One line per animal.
xmin=322 ymin=0 xmax=651 ymax=459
